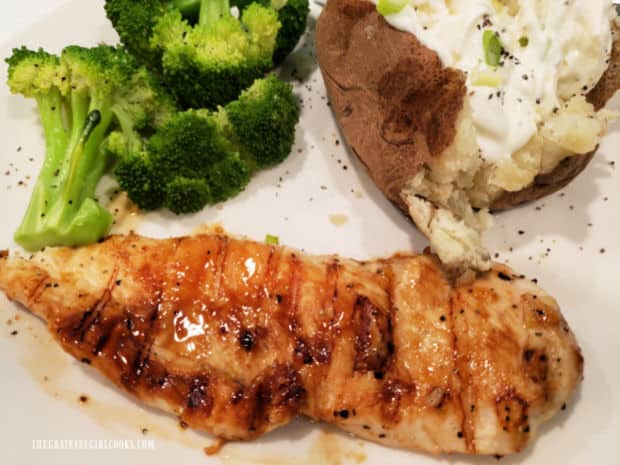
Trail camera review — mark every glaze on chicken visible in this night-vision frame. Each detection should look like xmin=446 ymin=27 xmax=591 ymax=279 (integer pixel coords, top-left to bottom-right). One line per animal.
xmin=0 ymin=234 xmax=583 ymax=456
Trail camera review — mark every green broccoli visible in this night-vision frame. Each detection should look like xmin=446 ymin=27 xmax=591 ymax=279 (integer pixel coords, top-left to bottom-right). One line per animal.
xmin=105 ymin=0 xmax=308 ymax=108
xmin=114 ymin=109 xmax=251 ymax=214
xmin=223 ymin=73 xmax=299 ymax=167
xmin=103 ymin=0 xmax=166 ymax=70
xmin=156 ymin=0 xmax=282 ymax=109
xmin=233 ymin=0 xmax=309 ymax=65
xmin=5 ymin=45 xmax=175 ymax=251
xmin=113 ymin=74 xmax=299 ymax=214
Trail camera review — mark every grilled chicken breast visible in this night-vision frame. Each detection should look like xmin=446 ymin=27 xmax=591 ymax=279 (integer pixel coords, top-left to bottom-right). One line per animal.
xmin=0 ymin=234 xmax=583 ymax=456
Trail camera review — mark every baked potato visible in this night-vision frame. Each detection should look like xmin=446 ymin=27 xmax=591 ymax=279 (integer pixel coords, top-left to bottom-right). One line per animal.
xmin=316 ymin=0 xmax=620 ymax=272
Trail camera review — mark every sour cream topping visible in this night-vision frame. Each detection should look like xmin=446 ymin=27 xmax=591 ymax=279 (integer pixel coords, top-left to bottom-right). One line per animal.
xmin=377 ymin=0 xmax=614 ymax=162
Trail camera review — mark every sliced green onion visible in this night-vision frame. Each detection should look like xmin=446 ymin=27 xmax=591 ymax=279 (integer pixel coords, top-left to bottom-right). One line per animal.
xmin=482 ymin=30 xmax=503 ymax=67
xmin=519 ymin=36 xmax=529 ymax=48
xmin=265 ymin=234 xmax=279 ymax=245
xmin=470 ymin=69 xmax=503 ymax=88
xmin=377 ymin=0 xmax=409 ymax=16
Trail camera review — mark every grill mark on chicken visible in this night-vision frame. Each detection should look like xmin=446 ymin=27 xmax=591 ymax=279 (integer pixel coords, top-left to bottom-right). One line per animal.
xmin=261 ymin=246 xmax=277 ymax=301
xmin=287 ymin=253 xmax=336 ymax=369
xmin=72 ymin=291 xmax=111 ymax=344
xmin=448 ymin=294 xmax=472 ymax=453
xmin=327 ymin=259 xmax=341 ymax=302
xmin=117 ymin=237 xmax=178 ymax=389
xmin=0 ymin=235 xmax=584 ymax=455
xmin=69 ymin=307 xmax=95 ymax=342
xmin=352 ymin=295 xmax=392 ymax=372
xmin=214 ymin=235 xmax=230 ymax=303
xmin=27 ymin=274 xmax=51 ymax=306
xmin=381 ymin=264 xmax=396 ymax=379
xmin=323 ymin=257 xmax=340 ymax=352
xmin=119 ymin=300 xmax=162 ymax=388
xmin=92 ymin=313 xmax=116 ymax=356
xmin=287 ymin=253 xmax=302 ymax=335
xmin=248 ymin=363 xmax=306 ymax=432
xmin=84 ymin=283 xmax=118 ymax=351
xmin=276 ymin=251 xmax=295 ymax=334
xmin=91 ymin=285 xmax=122 ymax=357
xmin=64 ymin=260 xmax=121 ymax=350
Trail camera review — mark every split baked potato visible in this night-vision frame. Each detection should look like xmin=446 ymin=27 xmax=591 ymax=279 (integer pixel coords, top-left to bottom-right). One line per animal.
xmin=316 ymin=0 xmax=620 ymax=272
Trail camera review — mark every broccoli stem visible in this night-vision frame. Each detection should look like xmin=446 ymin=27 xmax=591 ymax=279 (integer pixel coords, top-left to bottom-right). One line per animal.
xmin=171 ymin=0 xmax=202 ymax=18
xmin=61 ymin=110 xmax=102 ymax=207
xmin=63 ymin=94 xmax=114 ymax=205
xmin=111 ymin=106 xmax=145 ymax=154
xmin=7 ymin=44 xmax=166 ymax=251
xmin=43 ymin=109 xmax=102 ymax=226
xmin=16 ymin=91 xmax=68 ymax=236
xmin=81 ymin=107 xmax=115 ymax=198
xmin=35 ymin=89 xmax=68 ymax=183
xmin=14 ymin=104 xmax=114 ymax=251
xmin=200 ymin=0 xmax=230 ymax=26
xmin=67 ymin=93 xmax=91 ymax=165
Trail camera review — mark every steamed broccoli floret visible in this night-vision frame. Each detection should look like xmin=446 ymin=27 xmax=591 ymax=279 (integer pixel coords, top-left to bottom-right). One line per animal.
xmin=153 ymin=0 xmax=280 ymax=108
xmin=114 ymin=110 xmax=251 ymax=214
xmin=103 ymin=0 xmax=166 ymax=70
xmin=105 ymin=0 xmax=308 ymax=77
xmin=223 ymin=73 xmax=299 ymax=167
xmin=113 ymin=74 xmax=299 ymax=214
xmin=105 ymin=0 xmax=305 ymax=109
xmin=164 ymin=177 xmax=212 ymax=214
xmin=5 ymin=45 xmax=175 ymax=251
xmin=148 ymin=107 xmax=235 ymax=179
xmin=270 ymin=0 xmax=309 ymax=64
xmin=113 ymin=150 xmax=165 ymax=210
xmin=233 ymin=0 xmax=309 ymax=65
xmin=114 ymin=66 xmax=177 ymax=133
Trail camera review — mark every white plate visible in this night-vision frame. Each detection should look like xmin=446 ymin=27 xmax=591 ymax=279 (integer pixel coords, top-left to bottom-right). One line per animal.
xmin=0 ymin=1 xmax=618 ymax=464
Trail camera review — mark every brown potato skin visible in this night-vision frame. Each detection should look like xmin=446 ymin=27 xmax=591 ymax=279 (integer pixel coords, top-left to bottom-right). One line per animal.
xmin=316 ymin=0 xmax=466 ymax=211
xmin=316 ymin=0 xmax=619 ymax=212
xmin=490 ymin=152 xmax=596 ymax=211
